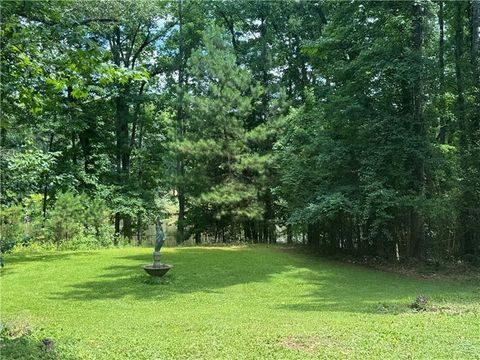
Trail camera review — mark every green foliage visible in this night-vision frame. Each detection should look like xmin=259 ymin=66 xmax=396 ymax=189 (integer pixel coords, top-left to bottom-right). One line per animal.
xmin=1 ymin=0 xmax=478 ymax=258
xmin=179 ymin=26 xmax=265 ymax=237
xmin=0 ymin=205 xmax=23 ymax=254
xmin=1 ymin=148 xmax=61 ymax=205
xmin=1 ymin=192 xmax=114 ymax=252
xmin=274 ymin=1 xmax=479 ymax=259
xmin=45 ymin=192 xmax=114 ymax=249
xmin=46 ymin=192 xmax=84 ymax=245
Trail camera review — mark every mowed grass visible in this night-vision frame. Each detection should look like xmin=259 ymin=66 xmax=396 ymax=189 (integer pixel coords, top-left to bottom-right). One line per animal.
xmin=1 ymin=246 xmax=479 ymax=360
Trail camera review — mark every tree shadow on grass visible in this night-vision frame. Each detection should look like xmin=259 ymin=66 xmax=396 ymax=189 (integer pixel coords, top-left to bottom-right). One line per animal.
xmin=1 ymin=252 xmax=96 ymax=277
xmin=277 ymin=262 xmax=480 ymax=314
xmin=3 ymin=251 xmax=96 ymax=266
xmin=50 ymin=247 xmax=295 ymax=301
xmin=48 ymin=247 xmax=480 ymax=314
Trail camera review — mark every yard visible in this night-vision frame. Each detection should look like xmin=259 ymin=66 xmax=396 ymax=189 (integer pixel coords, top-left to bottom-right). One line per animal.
xmin=1 ymin=246 xmax=479 ymax=359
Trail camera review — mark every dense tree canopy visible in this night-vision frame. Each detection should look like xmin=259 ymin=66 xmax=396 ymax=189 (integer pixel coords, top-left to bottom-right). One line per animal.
xmin=1 ymin=0 xmax=479 ymax=262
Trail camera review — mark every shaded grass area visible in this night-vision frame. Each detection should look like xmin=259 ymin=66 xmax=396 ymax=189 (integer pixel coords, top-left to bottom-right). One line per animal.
xmin=1 ymin=246 xmax=479 ymax=359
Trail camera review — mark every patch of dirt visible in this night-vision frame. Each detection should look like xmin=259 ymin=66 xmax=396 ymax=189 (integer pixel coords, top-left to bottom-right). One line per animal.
xmin=376 ymin=301 xmax=473 ymax=316
xmin=280 ymin=335 xmax=343 ymax=354
xmin=427 ymin=305 xmax=472 ymax=315
xmin=1 ymin=318 xmax=32 ymax=339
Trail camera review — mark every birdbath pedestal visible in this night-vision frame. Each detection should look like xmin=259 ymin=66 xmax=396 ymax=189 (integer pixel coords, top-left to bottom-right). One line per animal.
xmin=143 ymin=252 xmax=172 ymax=277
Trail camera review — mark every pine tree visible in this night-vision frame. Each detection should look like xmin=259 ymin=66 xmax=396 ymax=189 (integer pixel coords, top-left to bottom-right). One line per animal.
xmin=179 ymin=26 xmax=263 ymax=241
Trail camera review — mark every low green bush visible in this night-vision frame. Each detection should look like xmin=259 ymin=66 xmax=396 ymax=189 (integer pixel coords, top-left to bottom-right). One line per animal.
xmin=1 ymin=191 xmax=114 ymax=252
xmin=0 ymin=205 xmax=23 ymax=252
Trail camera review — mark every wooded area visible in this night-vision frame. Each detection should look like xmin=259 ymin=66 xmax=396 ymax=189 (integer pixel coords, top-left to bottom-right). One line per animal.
xmin=1 ymin=0 xmax=479 ymax=262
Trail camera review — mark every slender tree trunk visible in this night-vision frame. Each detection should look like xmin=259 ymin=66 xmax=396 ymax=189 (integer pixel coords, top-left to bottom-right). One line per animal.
xmin=264 ymin=188 xmax=276 ymax=244
xmin=137 ymin=212 xmax=143 ymax=245
xmin=457 ymin=0 xmax=480 ymax=255
xmin=176 ymin=0 xmax=187 ymax=244
xmin=437 ymin=1 xmax=448 ymax=144
xmin=123 ymin=216 xmax=132 ymax=242
xmin=410 ymin=2 xmax=426 ymax=260
xmin=287 ymin=224 xmax=293 ymax=245
xmin=221 ymin=12 xmax=240 ymax=65
xmin=111 ymin=24 xmax=133 ymax=240
xmin=115 ymin=90 xmax=132 ymax=240
xmin=114 ymin=214 xmax=120 ymax=245
xmin=258 ymin=14 xmax=276 ymax=245
xmin=79 ymin=123 xmax=95 ymax=175
xmin=454 ymin=2 xmax=473 ymax=255
xmin=470 ymin=0 xmax=480 ymax=255
xmin=251 ymin=222 xmax=258 ymax=243
xmin=455 ymin=2 xmax=466 ymax=170
xmin=42 ymin=133 xmax=55 ymax=220
xmin=472 ymin=1 xmax=480 ymax=67
xmin=115 ymin=92 xmax=130 ymax=175
xmin=130 ymin=82 xmax=146 ymax=149
xmin=307 ymin=223 xmax=320 ymax=249
xmin=471 ymin=0 xmax=480 ymax=134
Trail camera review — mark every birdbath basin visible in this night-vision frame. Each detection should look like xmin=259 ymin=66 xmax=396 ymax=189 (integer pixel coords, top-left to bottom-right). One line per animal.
xmin=143 ymin=264 xmax=172 ymax=277
xmin=143 ymin=250 xmax=172 ymax=277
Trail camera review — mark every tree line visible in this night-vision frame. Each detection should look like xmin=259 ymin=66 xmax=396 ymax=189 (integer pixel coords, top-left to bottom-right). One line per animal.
xmin=1 ymin=0 xmax=479 ymax=262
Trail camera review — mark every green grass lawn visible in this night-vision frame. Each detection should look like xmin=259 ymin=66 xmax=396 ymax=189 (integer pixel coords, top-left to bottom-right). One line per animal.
xmin=1 ymin=246 xmax=479 ymax=359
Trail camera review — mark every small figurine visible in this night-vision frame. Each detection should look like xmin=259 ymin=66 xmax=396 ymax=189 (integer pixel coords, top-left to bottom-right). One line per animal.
xmin=154 ymin=216 xmax=165 ymax=253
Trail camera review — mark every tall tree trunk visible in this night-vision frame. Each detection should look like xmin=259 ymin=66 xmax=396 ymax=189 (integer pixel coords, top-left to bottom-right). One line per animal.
xmin=470 ymin=0 xmax=480 ymax=255
xmin=111 ymin=25 xmax=133 ymax=240
xmin=472 ymin=1 xmax=480 ymax=68
xmin=130 ymin=82 xmax=146 ymax=149
xmin=259 ymin=14 xmax=276 ymax=245
xmin=455 ymin=2 xmax=466 ymax=170
xmin=286 ymin=224 xmax=293 ymax=245
xmin=42 ymin=133 xmax=55 ymax=220
xmin=115 ymin=89 xmax=132 ymax=240
xmin=307 ymin=223 xmax=320 ymax=249
xmin=264 ymin=188 xmax=276 ymax=244
xmin=454 ymin=2 xmax=473 ymax=255
xmin=115 ymin=91 xmax=130 ymax=176
xmin=410 ymin=2 xmax=426 ymax=260
xmin=437 ymin=0 xmax=448 ymax=144
xmin=176 ymin=0 xmax=187 ymax=244
xmin=79 ymin=120 xmax=95 ymax=175
xmin=458 ymin=0 xmax=480 ymax=255
xmin=472 ymin=0 xmax=480 ymax=133
xmin=114 ymin=214 xmax=120 ymax=245
xmin=137 ymin=212 xmax=143 ymax=245
xmin=221 ymin=11 xmax=240 ymax=65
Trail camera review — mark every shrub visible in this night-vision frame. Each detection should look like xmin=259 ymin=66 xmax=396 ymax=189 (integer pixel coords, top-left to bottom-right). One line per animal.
xmin=0 ymin=205 xmax=23 ymax=254
xmin=45 ymin=192 xmax=85 ymax=246
xmin=81 ymin=196 xmax=114 ymax=245
xmin=1 ymin=191 xmax=115 ymax=252
xmin=410 ymin=295 xmax=428 ymax=311
xmin=22 ymin=194 xmax=47 ymax=243
xmin=58 ymin=235 xmax=100 ymax=250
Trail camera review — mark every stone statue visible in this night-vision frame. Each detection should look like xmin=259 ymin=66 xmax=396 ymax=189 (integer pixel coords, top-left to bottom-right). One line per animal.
xmin=152 ymin=217 xmax=165 ymax=268
xmin=143 ymin=216 xmax=172 ymax=277
xmin=154 ymin=217 xmax=165 ymax=252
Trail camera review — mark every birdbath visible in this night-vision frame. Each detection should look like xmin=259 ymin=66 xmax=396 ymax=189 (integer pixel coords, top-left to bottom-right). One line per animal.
xmin=143 ymin=217 xmax=172 ymax=277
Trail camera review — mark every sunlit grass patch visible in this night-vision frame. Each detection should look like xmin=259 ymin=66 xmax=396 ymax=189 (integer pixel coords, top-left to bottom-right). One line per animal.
xmin=1 ymin=246 xmax=479 ymax=359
